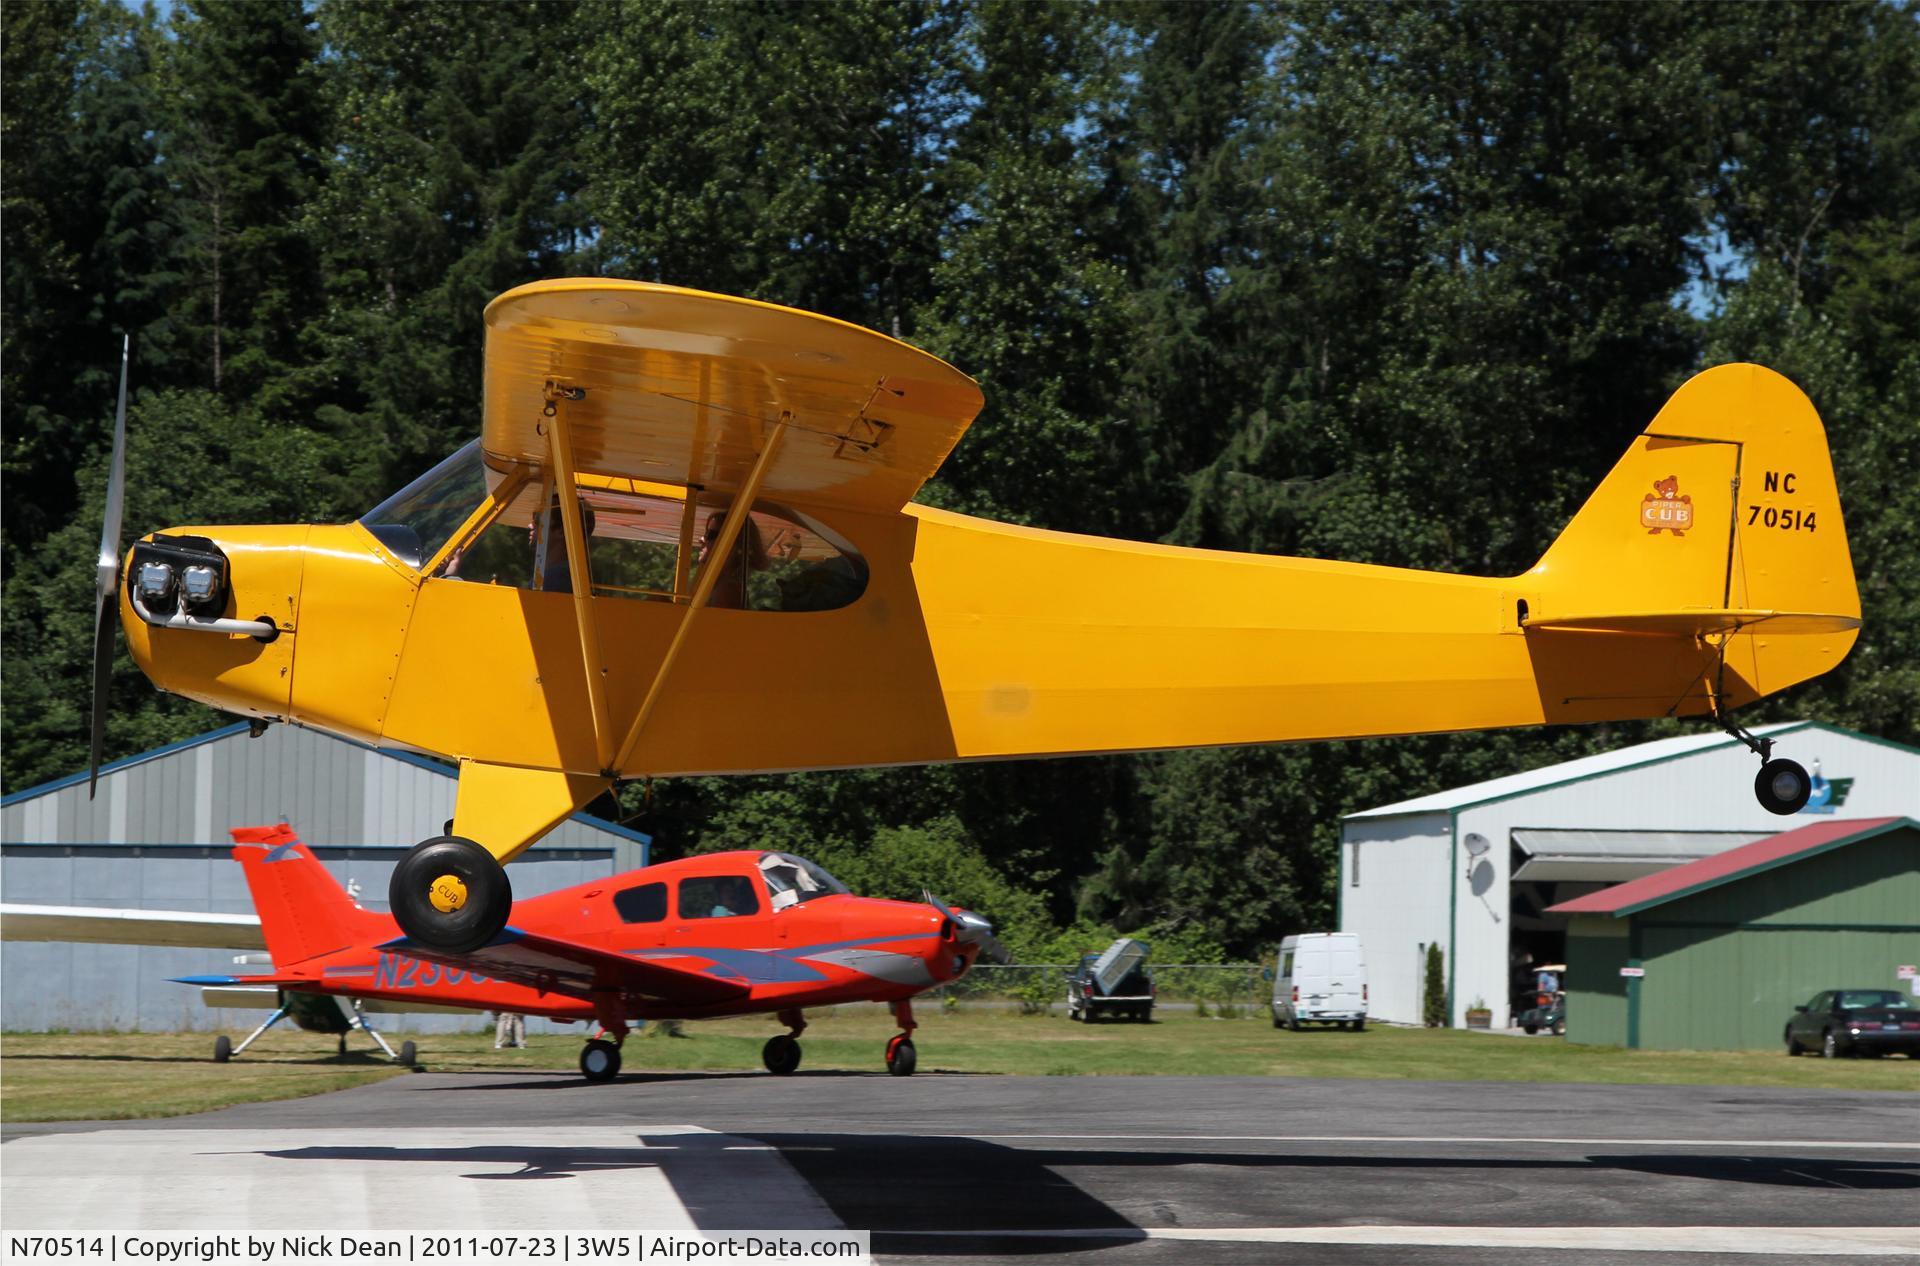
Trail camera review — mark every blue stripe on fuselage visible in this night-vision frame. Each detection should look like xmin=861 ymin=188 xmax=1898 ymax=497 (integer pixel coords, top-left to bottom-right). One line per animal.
xmin=627 ymin=932 xmax=938 ymax=985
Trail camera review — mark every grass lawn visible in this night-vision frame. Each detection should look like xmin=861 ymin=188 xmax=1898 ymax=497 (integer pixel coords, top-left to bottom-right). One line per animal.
xmin=4 ymin=1005 xmax=1913 ymax=1123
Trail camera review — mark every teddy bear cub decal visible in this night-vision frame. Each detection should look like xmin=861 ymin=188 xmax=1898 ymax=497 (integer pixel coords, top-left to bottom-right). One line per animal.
xmin=1641 ymin=475 xmax=1693 ymax=536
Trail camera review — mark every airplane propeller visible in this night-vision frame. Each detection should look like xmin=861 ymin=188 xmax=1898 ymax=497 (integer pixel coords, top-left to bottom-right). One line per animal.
xmin=89 ymin=336 xmax=132 ymax=799
xmin=923 ymin=889 xmax=1011 ymax=965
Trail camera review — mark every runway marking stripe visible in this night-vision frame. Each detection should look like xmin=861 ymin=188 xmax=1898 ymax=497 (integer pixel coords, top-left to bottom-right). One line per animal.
xmin=941 ymin=1133 xmax=1920 ymax=1151
xmin=885 ymin=1226 xmax=1920 ymax=1256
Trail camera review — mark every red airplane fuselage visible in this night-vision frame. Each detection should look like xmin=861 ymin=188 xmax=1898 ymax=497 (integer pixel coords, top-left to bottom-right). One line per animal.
xmin=190 ymin=828 xmax=984 ymax=1027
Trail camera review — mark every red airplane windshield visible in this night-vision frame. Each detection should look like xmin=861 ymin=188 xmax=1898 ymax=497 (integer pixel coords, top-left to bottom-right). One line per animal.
xmin=760 ymin=852 xmax=849 ymax=911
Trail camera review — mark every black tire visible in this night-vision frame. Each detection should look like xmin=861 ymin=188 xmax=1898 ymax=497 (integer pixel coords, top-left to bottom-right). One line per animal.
xmin=398 ymin=1040 xmax=417 ymax=1067
xmin=1755 ymin=758 xmax=1812 ymax=815
xmin=213 ymin=1034 xmax=232 ymax=1063
xmin=580 ymin=1039 xmax=621 ymax=1082
xmin=1822 ymin=1029 xmax=1839 ymax=1060
xmin=762 ymin=1034 xmax=802 ymax=1076
xmin=887 ymin=1037 xmax=917 ymax=1076
xmin=1785 ymin=1027 xmax=1803 ymax=1057
xmin=1524 ymin=1023 xmax=1539 ymax=1035
xmin=1351 ymin=1019 xmax=1366 ymax=1032
xmin=388 ymin=835 xmax=511 ymax=953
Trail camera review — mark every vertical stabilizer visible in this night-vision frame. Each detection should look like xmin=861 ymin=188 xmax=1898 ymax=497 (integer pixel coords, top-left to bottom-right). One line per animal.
xmin=230 ymin=824 xmax=392 ymax=968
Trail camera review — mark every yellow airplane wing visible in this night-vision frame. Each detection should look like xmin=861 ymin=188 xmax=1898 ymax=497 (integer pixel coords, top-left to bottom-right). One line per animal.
xmin=481 ymin=279 xmax=984 ymax=512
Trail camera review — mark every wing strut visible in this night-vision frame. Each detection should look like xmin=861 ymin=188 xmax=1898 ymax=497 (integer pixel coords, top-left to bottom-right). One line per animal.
xmin=612 ymin=415 xmax=791 ymax=774
xmin=544 ymin=382 xmax=618 ymax=775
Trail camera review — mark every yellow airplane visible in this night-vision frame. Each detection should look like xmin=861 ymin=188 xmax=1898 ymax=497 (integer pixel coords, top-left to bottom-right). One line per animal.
xmin=93 ymin=280 xmax=1861 ymax=953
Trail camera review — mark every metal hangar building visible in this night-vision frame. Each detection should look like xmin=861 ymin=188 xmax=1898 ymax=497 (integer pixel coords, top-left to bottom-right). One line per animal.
xmin=1 ymin=722 xmax=650 ymax=1033
xmin=1337 ymin=721 xmax=1920 ymax=1030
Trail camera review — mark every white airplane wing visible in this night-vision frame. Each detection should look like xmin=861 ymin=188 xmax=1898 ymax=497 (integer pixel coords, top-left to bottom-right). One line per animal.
xmin=0 ymin=903 xmax=265 ymax=950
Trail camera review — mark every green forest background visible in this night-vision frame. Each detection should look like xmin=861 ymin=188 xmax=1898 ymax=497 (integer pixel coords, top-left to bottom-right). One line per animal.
xmin=4 ymin=0 xmax=1916 ymax=962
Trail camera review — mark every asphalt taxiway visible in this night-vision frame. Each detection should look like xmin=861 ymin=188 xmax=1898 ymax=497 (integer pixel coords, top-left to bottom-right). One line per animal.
xmin=6 ymin=1069 xmax=1918 ymax=1263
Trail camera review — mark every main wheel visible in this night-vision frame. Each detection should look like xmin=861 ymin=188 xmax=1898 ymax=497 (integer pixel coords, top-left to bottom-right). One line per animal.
xmin=398 ymin=1040 xmax=417 ymax=1067
xmin=388 ymin=836 xmax=512 ymax=953
xmin=580 ymin=1039 xmax=621 ymax=1082
xmin=1755 ymin=759 xmax=1812 ymax=815
xmin=762 ymin=1034 xmax=802 ymax=1075
xmin=886 ymin=1036 xmax=917 ymax=1076
xmin=213 ymin=1034 xmax=232 ymax=1063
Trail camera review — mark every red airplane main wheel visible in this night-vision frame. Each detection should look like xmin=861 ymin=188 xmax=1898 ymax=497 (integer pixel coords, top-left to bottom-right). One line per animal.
xmin=762 ymin=1034 xmax=802 ymax=1075
xmin=886 ymin=1036 xmax=916 ymax=1076
xmin=389 ymin=836 xmax=511 ymax=953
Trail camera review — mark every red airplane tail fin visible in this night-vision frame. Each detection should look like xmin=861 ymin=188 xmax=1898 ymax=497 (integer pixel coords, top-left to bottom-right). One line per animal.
xmin=230 ymin=825 xmax=392 ymax=969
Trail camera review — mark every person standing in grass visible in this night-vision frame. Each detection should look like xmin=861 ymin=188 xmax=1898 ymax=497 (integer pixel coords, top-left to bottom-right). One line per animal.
xmin=494 ymin=1011 xmax=526 ymax=1049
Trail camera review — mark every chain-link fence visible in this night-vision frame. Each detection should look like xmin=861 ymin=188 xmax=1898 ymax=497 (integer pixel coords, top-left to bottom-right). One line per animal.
xmin=930 ymin=964 xmax=1270 ymax=1015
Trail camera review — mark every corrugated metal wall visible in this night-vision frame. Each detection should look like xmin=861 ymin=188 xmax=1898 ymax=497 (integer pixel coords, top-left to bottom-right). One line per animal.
xmin=2 ymin=724 xmax=648 ymax=1034
xmin=1337 ymin=813 xmax=1450 ymax=1025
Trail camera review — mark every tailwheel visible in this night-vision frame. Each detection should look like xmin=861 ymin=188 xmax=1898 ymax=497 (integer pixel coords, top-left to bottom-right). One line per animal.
xmin=1755 ymin=759 xmax=1812 ymax=815
xmin=388 ymin=835 xmax=511 ymax=953
xmin=579 ymin=1039 xmax=622 ymax=1082
xmin=762 ymin=1034 xmax=802 ymax=1076
xmin=886 ymin=1035 xmax=917 ymax=1077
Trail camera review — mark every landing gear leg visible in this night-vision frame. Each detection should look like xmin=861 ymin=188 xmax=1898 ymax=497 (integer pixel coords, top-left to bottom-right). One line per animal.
xmin=763 ymin=1009 xmax=806 ymax=1076
xmin=223 ymin=1002 xmax=292 ymax=1061
xmin=345 ymin=998 xmax=407 ymax=1063
xmin=387 ymin=835 xmax=512 ymax=953
xmin=886 ymin=998 xmax=918 ymax=1076
xmin=1706 ymin=635 xmax=1811 ymax=816
xmin=581 ymin=997 xmax=628 ymax=1082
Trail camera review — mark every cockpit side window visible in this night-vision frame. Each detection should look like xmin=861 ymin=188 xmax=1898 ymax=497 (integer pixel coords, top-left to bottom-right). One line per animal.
xmin=695 ymin=501 xmax=869 ymax=612
xmin=419 ymin=460 xmax=867 ymax=612
xmin=613 ymin=882 xmax=667 ymax=924
xmin=758 ymin=852 xmax=851 ymax=911
xmin=678 ymin=874 xmax=761 ymax=920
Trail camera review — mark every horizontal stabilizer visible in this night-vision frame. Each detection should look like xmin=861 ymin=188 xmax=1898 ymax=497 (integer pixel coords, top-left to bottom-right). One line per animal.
xmin=173 ymin=973 xmax=317 ymax=989
xmin=380 ymin=928 xmax=750 ymax=1006
xmin=1524 ymin=609 xmax=1862 ymax=637
xmin=2 ymin=903 xmax=264 ymax=949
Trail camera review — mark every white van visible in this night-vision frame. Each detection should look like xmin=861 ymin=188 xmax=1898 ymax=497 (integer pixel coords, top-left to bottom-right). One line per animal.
xmin=1272 ymin=933 xmax=1367 ymax=1031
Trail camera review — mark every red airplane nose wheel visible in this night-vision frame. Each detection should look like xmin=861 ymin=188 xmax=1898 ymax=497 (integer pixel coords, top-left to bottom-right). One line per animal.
xmin=885 ymin=1035 xmax=916 ymax=1076
xmin=389 ymin=835 xmax=511 ymax=953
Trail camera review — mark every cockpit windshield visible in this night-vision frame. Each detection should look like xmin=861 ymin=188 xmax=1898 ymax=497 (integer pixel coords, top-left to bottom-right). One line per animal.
xmin=758 ymin=852 xmax=850 ymax=911
xmin=359 ymin=440 xmax=489 ymax=570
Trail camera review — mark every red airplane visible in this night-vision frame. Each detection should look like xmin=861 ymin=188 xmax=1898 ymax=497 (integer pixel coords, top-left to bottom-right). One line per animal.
xmin=161 ymin=825 xmax=1006 ymax=1080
